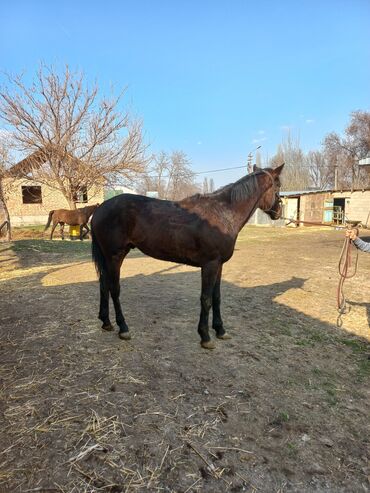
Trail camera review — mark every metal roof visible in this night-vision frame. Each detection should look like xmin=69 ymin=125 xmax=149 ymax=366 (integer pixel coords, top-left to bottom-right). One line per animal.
xmin=281 ymin=189 xmax=329 ymax=196
xmin=281 ymin=188 xmax=370 ymax=197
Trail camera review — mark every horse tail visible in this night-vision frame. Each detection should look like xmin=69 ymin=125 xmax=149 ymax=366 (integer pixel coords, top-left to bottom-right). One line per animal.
xmin=44 ymin=210 xmax=54 ymax=231
xmin=91 ymin=227 xmax=106 ymax=279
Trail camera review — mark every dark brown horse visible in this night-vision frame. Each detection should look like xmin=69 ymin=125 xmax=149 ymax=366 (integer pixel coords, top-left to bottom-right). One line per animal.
xmin=91 ymin=165 xmax=284 ymax=349
xmin=45 ymin=204 xmax=99 ymax=240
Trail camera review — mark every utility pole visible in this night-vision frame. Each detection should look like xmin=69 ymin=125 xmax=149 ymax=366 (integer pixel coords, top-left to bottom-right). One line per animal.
xmin=247 ymin=145 xmax=261 ymax=174
xmin=334 ymin=159 xmax=338 ymax=191
xmin=247 ymin=153 xmax=253 ymax=174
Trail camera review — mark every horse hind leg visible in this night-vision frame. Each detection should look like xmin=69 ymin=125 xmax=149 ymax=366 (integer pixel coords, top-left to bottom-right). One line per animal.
xmin=99 ymin=270 xmax=114 ymax=331
xmin=107 ymin=254 xmax=131 ymax=340
xmin=50 ymin=221 xmax=58 ymax=240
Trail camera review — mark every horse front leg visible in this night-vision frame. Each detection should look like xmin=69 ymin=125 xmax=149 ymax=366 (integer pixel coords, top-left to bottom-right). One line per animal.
xmin=82 ymin=223 xmax=90 ymax=240
xmin=198 ymin=260 xmax=221 ymax=349
xmin=212 ymin=264 xmax=231 ymax=341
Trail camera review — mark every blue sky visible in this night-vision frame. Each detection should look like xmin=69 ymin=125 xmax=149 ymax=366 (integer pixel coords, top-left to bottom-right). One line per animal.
xmin=1 ymin=0 xmax=369 ymax=186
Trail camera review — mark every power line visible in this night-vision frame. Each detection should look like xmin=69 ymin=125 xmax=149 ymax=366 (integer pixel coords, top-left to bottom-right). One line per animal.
xmin=194 ymin=164 xmax=246 ymax=175
xmin=147 ymin=145 xmax=263 ymax=179
xmin=147 ymin=164 xmax=247 ymax=179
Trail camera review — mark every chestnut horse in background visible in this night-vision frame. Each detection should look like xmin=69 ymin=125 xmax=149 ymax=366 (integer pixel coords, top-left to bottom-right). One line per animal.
xmin=45 ymin=204 xmax=99 ymax=240
xmin=91 ymin=165 xmax=284 ymax=349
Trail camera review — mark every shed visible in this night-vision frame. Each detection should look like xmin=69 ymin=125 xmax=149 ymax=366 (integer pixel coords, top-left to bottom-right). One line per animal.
xmin=282 ymin=189 xmax=370 ymax=227
xmin=249 ymin=188 xmax=370 ymax=227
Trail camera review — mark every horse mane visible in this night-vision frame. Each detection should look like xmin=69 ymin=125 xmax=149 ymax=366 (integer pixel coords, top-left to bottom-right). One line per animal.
xmin=183 ymin=171 xmax=264 ymax=205
xmin=225 ymin=173 xmax=260 ymax=204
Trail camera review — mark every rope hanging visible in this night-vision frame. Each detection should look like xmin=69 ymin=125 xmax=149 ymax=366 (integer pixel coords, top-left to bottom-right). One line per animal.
xmin=336 ymin=231 xmax=359 ymax=327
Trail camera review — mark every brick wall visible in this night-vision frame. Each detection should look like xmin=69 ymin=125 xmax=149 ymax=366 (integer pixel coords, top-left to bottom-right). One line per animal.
xmin=344 ymin=191 xmax=370 ymax=225
xmin=3 ymin=178 xmax=104 ymax=226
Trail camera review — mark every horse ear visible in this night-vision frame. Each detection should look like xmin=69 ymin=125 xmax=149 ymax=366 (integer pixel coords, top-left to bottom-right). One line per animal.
xmin=253 ymin=164 xmax=260 ymax=172
xmin=273 ymin=163 xmax=285 ymax=175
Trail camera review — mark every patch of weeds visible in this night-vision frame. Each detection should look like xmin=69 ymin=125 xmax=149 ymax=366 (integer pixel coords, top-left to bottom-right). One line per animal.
xmin=13 ymin=239 xmax=91 ymax=257
xmin=269 ymin=317 xmax=293 ymax=336
xmin=356 ymin=358 xmax=370 ymax=382
xmin=337 ymin=338 xmax=368 ymax=353
xmin=308 ymin=331 xmax=328 ymax=343
xmin=304 ymin=379 xmax=319 ymax=391
xmin=295 ymin=338 xmax=313 ymax=347
xmin=271 ymin=411 xmax=290 ymax=426
xmin=279 ymin=325 xmax=293 ymax=336
xmin=322 ymin=381 xmax=338 ymax=406
xmin=13 ymin=225 xmax=45 ymax=238
xmin=295 ymin=330 xmax=332 ymax=348
xmin=286 ymin=442 xmax=298 ymax=458
xmin=280 ymin=412 xmax=290 ymax=422
xmin=312 ymin=367 xmax=322 ymax=375
xmin=259 ymin=334 xmax=273 ymax=346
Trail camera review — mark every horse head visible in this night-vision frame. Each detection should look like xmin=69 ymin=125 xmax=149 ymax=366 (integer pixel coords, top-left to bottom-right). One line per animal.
xmin=254 ymin=163 xmax=284 ymax=220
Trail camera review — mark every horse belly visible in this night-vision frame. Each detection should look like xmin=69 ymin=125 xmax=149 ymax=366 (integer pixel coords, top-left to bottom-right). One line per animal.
xmin=133 ymin=221 xmax=201 ymax=265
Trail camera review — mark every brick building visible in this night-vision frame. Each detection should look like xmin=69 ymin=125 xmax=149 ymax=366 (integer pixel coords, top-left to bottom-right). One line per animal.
xmin=3 ymin=177 xmax=104 ymax=226
xmin=2 ymin=149 xmax=105 ymax=226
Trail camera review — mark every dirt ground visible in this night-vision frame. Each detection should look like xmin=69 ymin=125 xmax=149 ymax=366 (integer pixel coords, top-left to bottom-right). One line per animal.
xmin=0 ymin=226 xmax=369 ymax=493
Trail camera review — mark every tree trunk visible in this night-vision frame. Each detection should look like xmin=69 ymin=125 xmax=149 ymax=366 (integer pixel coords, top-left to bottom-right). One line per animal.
xmin=0 ymin=182 xmax=11 ymax=241
xmin=68 ymin=199 xmax=77 ymax=210
xmin=66 ymin=190 xmax=77 ymax=209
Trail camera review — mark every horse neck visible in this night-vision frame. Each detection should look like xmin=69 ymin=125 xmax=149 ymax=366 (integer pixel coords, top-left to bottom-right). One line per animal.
xmin=84 ymin=204 xmax=97 ymax=213
xmin=228 ymin=173 xmax=271 ymax=233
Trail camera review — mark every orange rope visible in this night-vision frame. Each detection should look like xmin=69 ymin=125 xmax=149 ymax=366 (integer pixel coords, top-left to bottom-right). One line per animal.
xmin=336 ymin=233 xmax=359 ymax=327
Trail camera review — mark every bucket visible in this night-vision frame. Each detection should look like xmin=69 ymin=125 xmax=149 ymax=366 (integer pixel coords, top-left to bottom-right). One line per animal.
xmin=69 ymin=225 xmax=81 ymax=240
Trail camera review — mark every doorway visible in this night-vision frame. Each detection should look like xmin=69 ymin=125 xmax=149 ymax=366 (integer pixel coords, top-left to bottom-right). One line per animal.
xmin=333 ymin=198 xmax=345 ymax=224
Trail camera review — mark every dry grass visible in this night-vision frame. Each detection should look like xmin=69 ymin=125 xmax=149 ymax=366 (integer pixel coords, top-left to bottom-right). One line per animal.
xmin=0 ymin=227 xmax=369 ymax=492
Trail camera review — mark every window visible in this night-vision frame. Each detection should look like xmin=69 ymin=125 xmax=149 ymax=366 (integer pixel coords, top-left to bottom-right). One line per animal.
xmin=72 ymin=185 xmax=88 ymax=203
xmin=22 ymin=186 xmax=42 ymax=204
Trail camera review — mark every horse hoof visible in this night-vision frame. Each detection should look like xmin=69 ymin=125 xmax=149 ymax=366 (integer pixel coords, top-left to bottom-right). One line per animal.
xmin=201 ymin=340 xmax=216 ymax=350
xmin=119 ymin=332 xmax=131 ymax=340
xmin=216 ymin=333 xmax=232 ymax=340
xmin=102 ymin=324 xmax=114 ymax=331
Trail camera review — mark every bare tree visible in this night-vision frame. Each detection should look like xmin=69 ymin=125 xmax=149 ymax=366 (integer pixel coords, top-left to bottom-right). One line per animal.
xmin=346 ymin=110 xmax=370 ymax=155
xmin=152 ymin=151 xmax=170 ymax=197
xmin=165 ymin=151 xmax=199 ymax=200
xmin=209 ymin=178 xmax=215 ymax=193
xmin=139 ymin=150 xmax=200 ymax=200
xmin=203 ymin=177 xmax=209 ymax=194
xmin=0 ymin=138 xmax=12 ymax=240
xmin=0 ymin=64 xmax=147 ymax=209
xmin=322 ymin=111 xmax=370 ymax=190
xmin=270 ymin=132 xmax=311 ymax=191
xmin=306 ymin=150 xmax=333 ymax=190
xmin=323 ymin=133 xmax=356 ymax=189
